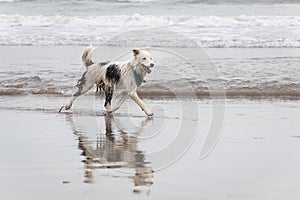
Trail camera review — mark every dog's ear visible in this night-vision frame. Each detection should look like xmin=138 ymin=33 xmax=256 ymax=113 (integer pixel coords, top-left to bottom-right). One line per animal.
xmin=132 ymin=49 xmax=140 ymax=56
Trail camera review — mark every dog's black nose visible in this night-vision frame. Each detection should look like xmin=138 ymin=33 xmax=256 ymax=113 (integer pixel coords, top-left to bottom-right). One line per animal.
xmin=150 ymin=63 xmax=154 ymax=68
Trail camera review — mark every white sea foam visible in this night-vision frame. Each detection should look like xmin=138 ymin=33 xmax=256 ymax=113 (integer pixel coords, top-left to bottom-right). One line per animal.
xmin=0 ymin=0 xmax=19 ymax=2
xmin=0 ymin=14 xmax=299 ymax=47
xmin=117 ymin=0 xmax=159 ymax=2
xmin=1 ymin=14 xmax=300 ymax=28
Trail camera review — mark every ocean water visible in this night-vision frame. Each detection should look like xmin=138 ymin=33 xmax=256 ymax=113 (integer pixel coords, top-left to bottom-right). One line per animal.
xmin=0 ymin=0 xmax=299 ymax=99
xmin=1 ymin=1 xmax=300 ymax=199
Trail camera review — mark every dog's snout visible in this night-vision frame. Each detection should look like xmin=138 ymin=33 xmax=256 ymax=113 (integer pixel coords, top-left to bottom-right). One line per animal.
xmin=150 ymin=63 xmax=154 ymax=68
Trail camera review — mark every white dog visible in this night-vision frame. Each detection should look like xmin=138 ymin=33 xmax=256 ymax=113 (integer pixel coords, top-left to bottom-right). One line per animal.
xmin=59 ymin=47 xmax=155 ymax=116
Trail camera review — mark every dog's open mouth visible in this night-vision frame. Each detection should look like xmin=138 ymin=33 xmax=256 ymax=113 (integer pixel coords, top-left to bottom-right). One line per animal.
xmin=142 ymin=64 xmax=152 ymax=74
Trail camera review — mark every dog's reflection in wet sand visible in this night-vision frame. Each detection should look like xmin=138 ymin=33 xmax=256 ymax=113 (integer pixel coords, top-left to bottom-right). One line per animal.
xmin=66 ymin=113 xmax=154 ymax=195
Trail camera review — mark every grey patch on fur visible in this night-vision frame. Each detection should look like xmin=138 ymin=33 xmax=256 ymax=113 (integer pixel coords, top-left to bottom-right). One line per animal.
xmin=85 ymin=60 xmax=94 ymax=67
xmin=99 ymin=61 xmax=110 ymax=66
xmin=106 ymin=64 xmax=121 ymax=83
xmin=74 ymin=71 xmax=87 ymax=97
xmin=85 ymin=60 xmax=109 ymax=69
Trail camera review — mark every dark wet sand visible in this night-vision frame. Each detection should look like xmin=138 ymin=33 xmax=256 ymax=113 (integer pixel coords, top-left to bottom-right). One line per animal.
xmin=0 ymin=96 xmax=300 ymax=200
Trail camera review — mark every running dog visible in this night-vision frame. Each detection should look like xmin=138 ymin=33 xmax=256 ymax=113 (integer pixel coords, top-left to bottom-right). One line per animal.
xmin=59 ymin=47 xmax=155 ymax=116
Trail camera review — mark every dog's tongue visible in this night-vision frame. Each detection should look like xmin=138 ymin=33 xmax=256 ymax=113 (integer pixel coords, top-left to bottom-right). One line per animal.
xmin=146 ymin=67 xmax=152 ymax=73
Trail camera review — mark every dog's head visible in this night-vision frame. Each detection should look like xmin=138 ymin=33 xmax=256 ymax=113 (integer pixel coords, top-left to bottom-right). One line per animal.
xmin=132 ymin=48 xmax=154 ymax=74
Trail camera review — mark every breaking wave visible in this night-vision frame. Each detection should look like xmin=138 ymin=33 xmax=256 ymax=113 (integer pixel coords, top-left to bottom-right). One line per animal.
xmin=0 ymin=14 xmax=300 ymax=47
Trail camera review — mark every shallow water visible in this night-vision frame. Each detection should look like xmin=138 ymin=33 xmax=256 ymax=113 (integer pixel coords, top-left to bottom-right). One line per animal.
xmin=0 ymin=46 xmax=299 ymax=98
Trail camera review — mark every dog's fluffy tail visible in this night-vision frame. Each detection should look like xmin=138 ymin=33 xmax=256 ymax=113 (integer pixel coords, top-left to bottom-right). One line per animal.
xmin=82 ymin=46 xmax=96 ymax=67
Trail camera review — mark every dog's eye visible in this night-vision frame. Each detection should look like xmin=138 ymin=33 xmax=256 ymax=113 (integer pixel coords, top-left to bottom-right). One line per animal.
xmin=142 ymin=57 xmax=146 ymax=60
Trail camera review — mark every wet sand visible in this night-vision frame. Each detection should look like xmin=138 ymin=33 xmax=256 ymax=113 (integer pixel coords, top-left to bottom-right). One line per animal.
xmin=0 ymin=96 xmax=300 ymax=199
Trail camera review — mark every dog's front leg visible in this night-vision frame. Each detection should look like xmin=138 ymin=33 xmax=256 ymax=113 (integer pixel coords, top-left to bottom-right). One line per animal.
xmin=59 ymin=96 xmax=77 ymax=112
xmin=129 ymin=92 xmax=153 ymax=116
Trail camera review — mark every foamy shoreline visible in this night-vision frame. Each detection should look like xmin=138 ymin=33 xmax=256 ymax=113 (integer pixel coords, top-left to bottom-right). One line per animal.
xmin=1 ymin=46 xmax=300 ymax=100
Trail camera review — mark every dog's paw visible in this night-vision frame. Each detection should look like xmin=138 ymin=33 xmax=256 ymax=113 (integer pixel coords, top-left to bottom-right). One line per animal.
xmin=105 ymin=107 xmax=113 ymax=114
xmin=146 ymin=112 xmax=154 ymax=116
xmin=106 ymin=110 xmax=113 ymax=114
xmin=65 ymin=103 xmax=72 ymax=110
xmin=103 ymin=110 xmax=113 ymax=116
xmin=105 ymin=104 xmax=112 ymax=111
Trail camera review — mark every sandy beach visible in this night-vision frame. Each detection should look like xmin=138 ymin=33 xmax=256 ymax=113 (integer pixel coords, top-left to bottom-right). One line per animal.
xmin=0 ymin=95 xmax=300 ymax=199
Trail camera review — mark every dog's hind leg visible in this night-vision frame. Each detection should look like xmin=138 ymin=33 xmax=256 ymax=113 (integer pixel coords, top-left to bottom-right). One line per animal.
xmin=110 ymin=91 xmax=127 ymax=113
xmin=59 ymin=71 xmax=95 ymax=112
xmin=129 ymin=92 xmax=153 ymax=116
